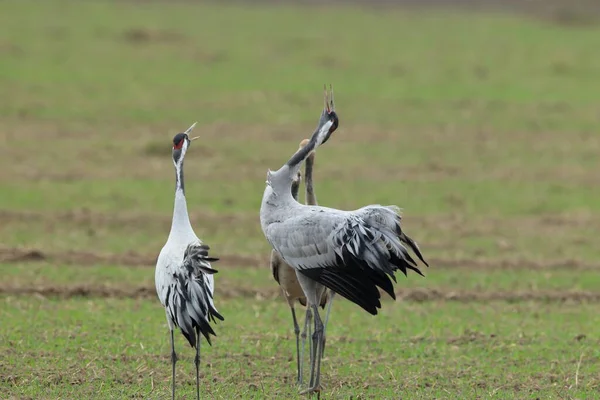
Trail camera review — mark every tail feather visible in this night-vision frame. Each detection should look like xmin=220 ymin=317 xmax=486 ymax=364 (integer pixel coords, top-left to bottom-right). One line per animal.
xmin=400 ymin=232 xmax=429 ymax=268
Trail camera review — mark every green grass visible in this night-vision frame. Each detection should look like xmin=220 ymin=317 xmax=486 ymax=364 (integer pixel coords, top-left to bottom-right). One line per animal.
xmin=1 ymin=0 xmax=600 ymax=398
xmin=2 ymin=296 xmax=599 ymax=399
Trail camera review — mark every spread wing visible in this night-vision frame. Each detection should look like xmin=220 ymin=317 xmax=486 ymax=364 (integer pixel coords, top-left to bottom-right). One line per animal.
xmin=163 ymin=243 xmax=224 ymax=348
xmin=266 ymin=205 xmax=428 ymax=315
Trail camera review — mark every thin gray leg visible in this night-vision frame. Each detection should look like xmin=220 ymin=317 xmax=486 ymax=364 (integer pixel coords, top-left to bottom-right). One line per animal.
xmin=310 ymin=305 xmax=325 ymax=391
xmin=195 ymin=332 xmax=201 ymax=400
xmin=290 ymin=306 xmax=302 ymax=384
xmin=300 ymin=304 xmax=324 ymax=395
xmin=299 ymin=306 xmax=313 ymax=387
xmin=170 ymin=329 xmax=177 ymax=400
xmin=322 ymin=292 xmax=335 ymax=356
xmin=323 ymin=292 xmax=335 ymax=332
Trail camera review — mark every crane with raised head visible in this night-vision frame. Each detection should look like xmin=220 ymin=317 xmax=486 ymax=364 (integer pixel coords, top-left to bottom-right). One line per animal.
xmin=270 ymin=136 xmax=334 ymax=386
xmin=155 ymin=122 xmax=224 ymax=400
xmin=260 ymin=87 xmax=429 ymax=396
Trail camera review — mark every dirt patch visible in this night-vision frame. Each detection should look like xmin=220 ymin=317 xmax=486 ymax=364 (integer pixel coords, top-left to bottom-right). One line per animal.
xmin=0 ymin=247 xmax=154 ymax=266
xmin=426 ymin=257 xmax=598 ymax=271
xmin=0 ymin=284 xmax=267 ymax=300
xmin=2 ymin=283 xmax=599 ymax=303
xmin=0 ymin=208 xmax=252 ymax=230
xmin=0 ymin=246 xmax=263 ymax=268
xmin=122 ymin=28 xmax=186 ymax=44
xmin=397 ymin=288 xmax=600 ymax=303
xmin=1 ymin=245 xmax=597 ymax=272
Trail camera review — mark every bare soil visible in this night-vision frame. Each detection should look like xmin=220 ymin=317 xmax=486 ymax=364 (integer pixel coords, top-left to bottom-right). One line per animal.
xmin=2 ymin=282 xmax=599 ymax=303
xmin=1 ymin=245 xmax=597 ymax=272
xmin=0 ymin=246 xmax=261 ymax=268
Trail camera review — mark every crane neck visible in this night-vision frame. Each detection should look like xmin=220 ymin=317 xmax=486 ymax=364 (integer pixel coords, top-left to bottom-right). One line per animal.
xmin=286 ymin=136 xmax=317 ymax=171
xmin=168 ymin=161 xmax=194 ymax=240
xmin=305 ymin=154 xmax=317 ymax=205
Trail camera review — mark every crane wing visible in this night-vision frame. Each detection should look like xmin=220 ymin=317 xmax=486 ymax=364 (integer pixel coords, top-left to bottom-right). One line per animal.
xmin=270 ymin=250 xmax=282 ymax=285
xmin=266 ymin=205 xmax=428 ymax=315
xmin=164 ymin=242 xmax=224 ymax=348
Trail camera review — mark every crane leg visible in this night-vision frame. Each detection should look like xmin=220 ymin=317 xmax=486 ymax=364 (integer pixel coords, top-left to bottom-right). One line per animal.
xmin=299 ymin=306 xmax=313 ymax=387
xmin=321 ymin=292 xmax=335 ymax=357
xmin=300 ymin=304 xmax=324 ymax=396
xmin=170 ymin=329 xmax=178 ymax=400
xmin=194 ymin=332 xmax=201 ymax=400
xmin=290 ymin=306 xmax=302 ymax=384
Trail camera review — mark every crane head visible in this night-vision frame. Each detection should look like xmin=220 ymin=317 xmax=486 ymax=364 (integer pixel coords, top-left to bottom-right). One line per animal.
xmin=314 ymin=112 xmax=338 ymax=148
xmin=172 ymin=122 xmax=199 ymax=166
xmin=318 ymin=84 xmax=338 ymax=145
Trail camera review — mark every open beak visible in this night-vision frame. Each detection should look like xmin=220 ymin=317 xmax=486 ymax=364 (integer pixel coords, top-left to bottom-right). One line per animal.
xmin=324 ymin=84 xmax=330 ymax=113
xmin=184 ymin=122 xmax=199 ymax=141
xmin=323 ymin=84 xmax=335 ymax=113
xmin=329 ymin=84 xmax=335 ymax=112
xmin=184 ymin=122 xmax=197 ymax=134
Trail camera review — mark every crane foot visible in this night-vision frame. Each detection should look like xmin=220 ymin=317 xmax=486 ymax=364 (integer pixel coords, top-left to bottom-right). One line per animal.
xmin=299 ymin=385 xmax=321 ymax=396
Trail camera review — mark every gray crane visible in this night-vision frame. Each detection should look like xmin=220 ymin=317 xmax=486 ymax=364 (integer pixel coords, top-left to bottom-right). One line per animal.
xmin=270 ymin=138 xmax=334 ymax=385
xmin=155 ymin=123 xmax=224 ymax=400
xmin=260 ymin=88 xmax=429 ymax=396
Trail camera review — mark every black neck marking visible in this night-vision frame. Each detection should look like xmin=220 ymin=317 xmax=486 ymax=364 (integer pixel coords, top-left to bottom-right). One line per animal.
xmin=175 ymin=161 xmax=185 ymax=193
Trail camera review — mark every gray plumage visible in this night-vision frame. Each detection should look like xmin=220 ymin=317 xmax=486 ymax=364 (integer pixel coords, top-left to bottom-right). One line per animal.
xmin=155 ymin=122 xmax=223 ymax=400
xmin=161 ymin=242 xmax=222 ymax=347
xmin=271 ymin=143 xmax=329 ymax=311
xmin=259 ymin=87 xmax=428 ymax=395
xmin=270 ymin=140 xmax=331 ymax=386
xmin=264 ymin=203 xmax=427 ymax=315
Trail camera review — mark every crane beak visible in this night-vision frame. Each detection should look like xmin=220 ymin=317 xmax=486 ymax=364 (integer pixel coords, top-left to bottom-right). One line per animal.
xmin=323 ymin=84 xmax=335 ymax=113
xmin=323 ymin=84 xmax=330 ymax=113
xmin=185 ymin=122 xmax=199 ymax=141
xmin=329 ymin=84 xmax=335 ymax=112
xmin=184 ymin=122 xmax=197 ymax=135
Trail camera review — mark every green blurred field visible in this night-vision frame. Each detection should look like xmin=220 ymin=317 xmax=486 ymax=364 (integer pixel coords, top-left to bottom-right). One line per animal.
xmin=1 ymin=0 xmax=600 ymax=399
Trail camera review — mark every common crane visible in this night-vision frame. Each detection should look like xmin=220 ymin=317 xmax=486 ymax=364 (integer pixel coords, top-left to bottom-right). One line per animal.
xmin=155 ymin=123 xmax=224 ymax=400
xmin=260 ymin=88 xmax=429 ymax=396
xmin=270 ymin=138 xmax=333 ymax=385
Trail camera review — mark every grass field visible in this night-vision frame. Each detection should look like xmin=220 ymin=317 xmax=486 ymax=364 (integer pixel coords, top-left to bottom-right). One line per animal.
xmin=1 ymin=0 xmax=600 ymax=399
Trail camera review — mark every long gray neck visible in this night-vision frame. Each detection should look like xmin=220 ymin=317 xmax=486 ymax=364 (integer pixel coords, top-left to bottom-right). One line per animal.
xmin=305 ymin=154 xmax=317 ymax=205
xmin=169 ymin=161 xmax=193 ymax=239
xmin=286 ymin=137 xmax=317 ymax=170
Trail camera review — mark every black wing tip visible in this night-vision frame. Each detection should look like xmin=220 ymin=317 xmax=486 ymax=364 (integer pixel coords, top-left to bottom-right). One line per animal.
xmin=182 ymin=309 xmax=224 ymax=349
xmin=170 ymin=275 xmax=224 ymax=349
xmin=300 ymin=264 xmax=388 ymax=315
xmin=410 ymin=266 xmax=426 ymax=277
xmin=390 ymin=252 xmax=426 ymax=278
xmin=200 ymin=266 xmax=219 ymax=275
xmin=366 ymin=307 xmax=379 ymax=316
xmin=212 ymin=308 xmax=225 ymax=322
xmin=185 ymin=243 xmax=218 ymax=259
xmin=399 ymin=232 xmax=430 ymax=269
xmin=182 ymin=330 xmax=197 ymax=348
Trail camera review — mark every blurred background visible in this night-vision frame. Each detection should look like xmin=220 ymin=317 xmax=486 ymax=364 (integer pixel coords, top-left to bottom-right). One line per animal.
xmin=1 ymin=0 xmax=599 ymax=398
